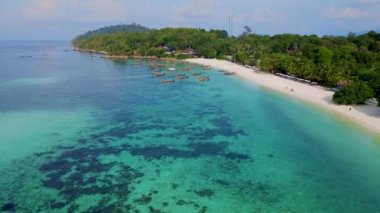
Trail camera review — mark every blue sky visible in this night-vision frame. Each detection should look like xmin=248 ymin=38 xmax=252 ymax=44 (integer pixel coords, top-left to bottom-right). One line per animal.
xmin=0 ymin=0 xmax=379 ymax=40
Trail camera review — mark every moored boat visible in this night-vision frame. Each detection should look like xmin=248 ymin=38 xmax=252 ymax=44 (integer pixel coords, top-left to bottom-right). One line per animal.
xmin=161 ymin=79 xmax=175 ymax=83
xmin=223 ymin=71 xmax=236 ymax=75
xmin=191 ymin=72 xmax=202 ymax=76
xmin=197 ymin=76 xmax=210 ymax=82
xmin=154 ymin=72 xmax=165 ymax=77
xmin=177 ymin=75 xmax=188 ymax=80
xmin=176 ymin=73 xmax=188 ymax=79
xmin=202 ymin=65 xmax=211 ymax=70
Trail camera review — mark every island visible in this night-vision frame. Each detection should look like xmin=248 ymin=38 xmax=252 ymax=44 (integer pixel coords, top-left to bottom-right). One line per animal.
xmin=72 ymin=24 xmax=380 ymax=132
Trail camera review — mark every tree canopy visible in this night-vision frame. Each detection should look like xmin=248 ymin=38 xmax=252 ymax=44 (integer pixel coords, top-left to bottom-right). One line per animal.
xmin=72 ymin=25 xmax=380 ymax=106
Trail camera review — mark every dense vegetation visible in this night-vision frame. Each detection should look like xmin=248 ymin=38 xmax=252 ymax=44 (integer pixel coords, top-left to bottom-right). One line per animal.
xmin=72 ymin=25 xmax=380 ymax=106
xmin=75 ymin=23 xmax=151 ymax=40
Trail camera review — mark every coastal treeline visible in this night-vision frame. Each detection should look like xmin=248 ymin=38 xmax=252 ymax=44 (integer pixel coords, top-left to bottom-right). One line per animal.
xmin=73 ymin=25 xmax=231 ymax=58
xmin=76 ymin=23 xmax=151 ymax=40
xmin=72 ymin=24 xmax=380 ymax=106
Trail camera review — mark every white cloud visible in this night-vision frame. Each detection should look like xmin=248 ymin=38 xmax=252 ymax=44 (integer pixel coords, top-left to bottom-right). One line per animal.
xmin=22 ymin=0 xmax=129 ymax=22
xmin=0 ymin=10 xmax=23 ymax=26
xmin=322 ymin=7 xmax=372 ymax=19
xmin=165 ymin=0 xmax=220 ymax=25
xmin=355 ymin=0 xmax=379 ymax=4
xmin=235 ymin=8 xmax=285 ymax=23
xmin=119 ymin=0 xmax=225 ymax=28
xmin=0 ymin=11 xmax=10 ymax=21
xmin=78 ymin=0 xmax=129 ymax=21
xmin=22 ymin=0 xmax=58 ymax=19
xmin=173 ymin=0 xmax=218 ymax=17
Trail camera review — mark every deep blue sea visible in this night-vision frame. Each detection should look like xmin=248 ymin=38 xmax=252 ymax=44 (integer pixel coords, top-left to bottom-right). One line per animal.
xmin=0 ymin=41 xmax=380 ymax=212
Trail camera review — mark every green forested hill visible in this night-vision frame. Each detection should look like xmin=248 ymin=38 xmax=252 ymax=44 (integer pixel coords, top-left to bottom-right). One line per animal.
xmin=72 ymin=25 xmax=380 ymax=106
xmin=72 ymin=27 xmax=229 ymax=57
xmin=74 ymin=23 xmax=151 ymax=40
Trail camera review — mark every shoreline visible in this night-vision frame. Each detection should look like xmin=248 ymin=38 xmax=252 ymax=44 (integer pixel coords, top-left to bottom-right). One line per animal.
xmin=185 ymin=58 xmax=380 ymax=135
xmin=72 ymin=48 xmax=380 ymax=135
xmin=72 ymin=47 xmax=177 ymax=60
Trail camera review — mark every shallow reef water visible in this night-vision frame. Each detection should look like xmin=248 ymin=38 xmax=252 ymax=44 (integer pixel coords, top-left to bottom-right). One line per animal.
xmin=0 ymin=41 xmax=380 ymax=212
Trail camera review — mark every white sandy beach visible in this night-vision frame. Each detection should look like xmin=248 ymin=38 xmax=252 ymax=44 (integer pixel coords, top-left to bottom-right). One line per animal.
xmin=185 ymin=58 xmax=380 ymax=134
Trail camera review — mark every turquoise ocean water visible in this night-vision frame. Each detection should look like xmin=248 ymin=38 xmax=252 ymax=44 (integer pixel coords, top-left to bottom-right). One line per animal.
xmin=0 ymin=41 xmax=380 ymax=212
